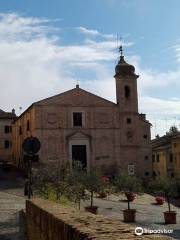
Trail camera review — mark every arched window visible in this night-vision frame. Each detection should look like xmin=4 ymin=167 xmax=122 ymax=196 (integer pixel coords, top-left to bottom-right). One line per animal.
xmin=124 ymin=85 xmax=130 ymax=98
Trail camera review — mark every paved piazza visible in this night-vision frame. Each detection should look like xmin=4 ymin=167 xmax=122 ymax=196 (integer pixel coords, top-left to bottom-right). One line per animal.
xmin=0 ymin=168 xmax=179 ymax=240
xmin=88 ymin=196 xmax=180 ymax=239
xmin=0 ymin=170 xmax=25 ymax=240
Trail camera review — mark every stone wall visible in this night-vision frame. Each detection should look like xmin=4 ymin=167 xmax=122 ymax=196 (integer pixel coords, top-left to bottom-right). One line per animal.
xmin=26 ymin=198 xmax=169 ymax=240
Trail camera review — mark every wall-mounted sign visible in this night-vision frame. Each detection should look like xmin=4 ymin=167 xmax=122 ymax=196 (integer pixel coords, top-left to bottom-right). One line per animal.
xmin=128 ymin=164 xmax=134 ymax=175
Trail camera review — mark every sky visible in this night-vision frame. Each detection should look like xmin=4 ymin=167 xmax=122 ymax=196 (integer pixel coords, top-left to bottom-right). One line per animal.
xmin=0 ymin=0 xmax=180 ymax=138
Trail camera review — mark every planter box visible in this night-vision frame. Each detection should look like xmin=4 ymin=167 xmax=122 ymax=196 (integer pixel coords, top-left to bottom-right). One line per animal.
xmin=123 ymin=209 xmax=136 ymax=222
xmin=98 ymin=192 xmax=107 ymax=198
xmin=85 ymin=206 xmax=98 ymax=214
xmin=164 ymin=211 xmax=177 ymax=224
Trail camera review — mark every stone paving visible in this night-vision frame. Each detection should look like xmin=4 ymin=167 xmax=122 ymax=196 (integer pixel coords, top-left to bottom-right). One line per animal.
xmin=85 ymin=194 xmax=180 ymax=240
xmin=0 ymin=169 xmax=25 ymax=240
xmin=0 ymin=167 xmax=179 ymax=240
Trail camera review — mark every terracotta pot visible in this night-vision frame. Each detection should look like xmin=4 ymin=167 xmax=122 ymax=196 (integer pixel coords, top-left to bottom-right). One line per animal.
xmin=85 ymin=206 xmax=98 ymax=214
xmin=98 ymin=192 xmax=107 ymax=198
xmin=123 ymin=209 xmax=136 ymax=222
xmin=164 ymin=211 xmax=177 ymax=224
xmin=125 ymin=192 xmax=136 ymax=202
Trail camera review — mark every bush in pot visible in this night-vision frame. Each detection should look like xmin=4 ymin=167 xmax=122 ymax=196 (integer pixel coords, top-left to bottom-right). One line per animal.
xmin=149 ymin=177 xmax=177 ymax=224
xmin=125 ymin=192 xmax=136 ymax=202
xmin=83 ymin=168 xmax=102 ymax=214
xmin=65 ymin=162 xmax=87 ymax=210
xmin=98 ymin=176 xmax=111 ymax=198
xmin=114 ymin=172 xmax=143 ymax=222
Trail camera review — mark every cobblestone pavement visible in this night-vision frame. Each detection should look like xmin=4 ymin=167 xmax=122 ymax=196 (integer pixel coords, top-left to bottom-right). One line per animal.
xmin=0 ymin=169 xmax=25 ymax=240
xmin=87 ymin=196 xmax=180 ymax=240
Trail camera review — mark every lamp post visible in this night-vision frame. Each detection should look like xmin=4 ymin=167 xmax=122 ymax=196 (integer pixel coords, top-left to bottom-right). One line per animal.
xmin=22 ymin=137 xmax=40 ymax=199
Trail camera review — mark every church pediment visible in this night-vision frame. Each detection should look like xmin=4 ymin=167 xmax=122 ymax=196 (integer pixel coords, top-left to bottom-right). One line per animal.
xmin=67 ymin=131 xmax=91 ymax=140
xmin=34 ymin=87 xmax=115 ymax=107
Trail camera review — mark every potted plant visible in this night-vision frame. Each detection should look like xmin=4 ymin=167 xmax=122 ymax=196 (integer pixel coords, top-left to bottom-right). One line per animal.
xmin=149 ymin=177 xmax=177 ymax=224
xmin=98 ymin=176 xmax=110 ymax=198
xmin=84 ymin=168 xmax=102 ymax=214
xmin=66 ymin=162 xmax=87 ymax=210
xmin=114 ymin=172 xmax=143 ymax=222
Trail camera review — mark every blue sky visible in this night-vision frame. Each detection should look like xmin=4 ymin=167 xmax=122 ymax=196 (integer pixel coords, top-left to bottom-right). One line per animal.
xmin=1 ymin=0 xmax=180 ymax=137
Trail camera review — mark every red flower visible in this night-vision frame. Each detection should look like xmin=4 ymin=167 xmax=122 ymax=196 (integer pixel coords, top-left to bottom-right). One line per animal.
xmin=155 ymin=196 xmax=165 ymax=205
xmin=101 ymin=176 xmax=110 ymax=183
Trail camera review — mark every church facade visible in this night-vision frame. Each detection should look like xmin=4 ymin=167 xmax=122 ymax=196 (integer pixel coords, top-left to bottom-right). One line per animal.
xmin=12 ymin=52 xmax=152 ymax=178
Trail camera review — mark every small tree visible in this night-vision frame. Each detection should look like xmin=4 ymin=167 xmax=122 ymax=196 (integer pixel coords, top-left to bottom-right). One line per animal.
xmin=84 ymin=168 xmax=102 ymax=207
xmin=53 ymin=181 xmax=68 ymax=201
xmin=66 ymin=162 xmax=87 ymax=209
xmin=166 ymin=126 xmax=179 ymax=136
xmin=32 ymin=163 xmax=59 ymax=198
xmin=114 ymin=172 xmax=143 ymax=210
xmin=149 ymin=177 xmax=177 ymax=212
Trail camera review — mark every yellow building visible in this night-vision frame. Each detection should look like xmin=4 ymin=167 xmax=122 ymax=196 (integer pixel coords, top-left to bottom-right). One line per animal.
xmin=152 ymin=134 xmax=180 ymax=178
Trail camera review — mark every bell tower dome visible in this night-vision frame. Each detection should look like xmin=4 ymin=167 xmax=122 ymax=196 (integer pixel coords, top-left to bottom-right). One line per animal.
xmin=114 ymin=46 xmax=139 ymax=114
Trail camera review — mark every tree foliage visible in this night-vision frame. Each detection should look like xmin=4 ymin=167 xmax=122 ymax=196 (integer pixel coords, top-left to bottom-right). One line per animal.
xmin=114 ymin=172 xmax=143 ymax=194
xmin=166 ymin=126 xmax=179 ymax=136
xmin=83 ymin=168 xmax=103 ymax=207
xmin=149 ymin=176 xmax=177 ymax=212
xmin=114 ymin=172 xmax=143 ymax=210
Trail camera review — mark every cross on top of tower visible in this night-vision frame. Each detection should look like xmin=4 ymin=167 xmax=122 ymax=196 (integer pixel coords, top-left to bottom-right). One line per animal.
xmin=76 ymin=79 xmax=79 ymax=88
xmin=119 ymin=45 xmax=123 ymax=57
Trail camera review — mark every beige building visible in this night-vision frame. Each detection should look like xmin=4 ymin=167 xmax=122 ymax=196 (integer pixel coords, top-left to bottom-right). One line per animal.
xmin=12 ymin=52 xmax=152 ymax=178
xmin=152 ymin=133 xmax=180 ymax=178
xmin=0 ymin=109 xmax=16 ymax=163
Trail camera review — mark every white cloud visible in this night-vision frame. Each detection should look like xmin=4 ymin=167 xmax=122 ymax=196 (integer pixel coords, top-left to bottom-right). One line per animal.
xmin=77 ymin=27 xmax=100 ymax=36
xmin=139 ymin=96 xmax=180 ymax=115
xmin=0 ymin=13 xmax=180 ymax=138
xmin=0 ymin=13 xmax=119 ymax=114
xmin=77 ymin=26 xmax=115 ymax=39
xmin=0 ymin=13 xmax=59 ymax=42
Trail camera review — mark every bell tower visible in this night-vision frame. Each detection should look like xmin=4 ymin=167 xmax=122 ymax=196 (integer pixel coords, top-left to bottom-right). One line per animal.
xmin=114 ymin=46 xmax=139 ymax=113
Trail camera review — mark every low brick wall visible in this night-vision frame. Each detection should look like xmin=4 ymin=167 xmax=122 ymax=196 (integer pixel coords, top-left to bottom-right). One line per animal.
xmin=26 ymin=198 xmax=170 ymax=240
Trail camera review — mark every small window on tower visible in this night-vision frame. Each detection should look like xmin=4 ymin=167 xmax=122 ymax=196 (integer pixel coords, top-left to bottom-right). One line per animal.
xmin=124 ymin=85 xmax=130 ymax=98
xmin=127 ymin=118 xmax=132 ymax=124
xmin=73 ymin=112 xmax=82 ymax=127
xmin=143 ymin=134 xmax=148 ymax=139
